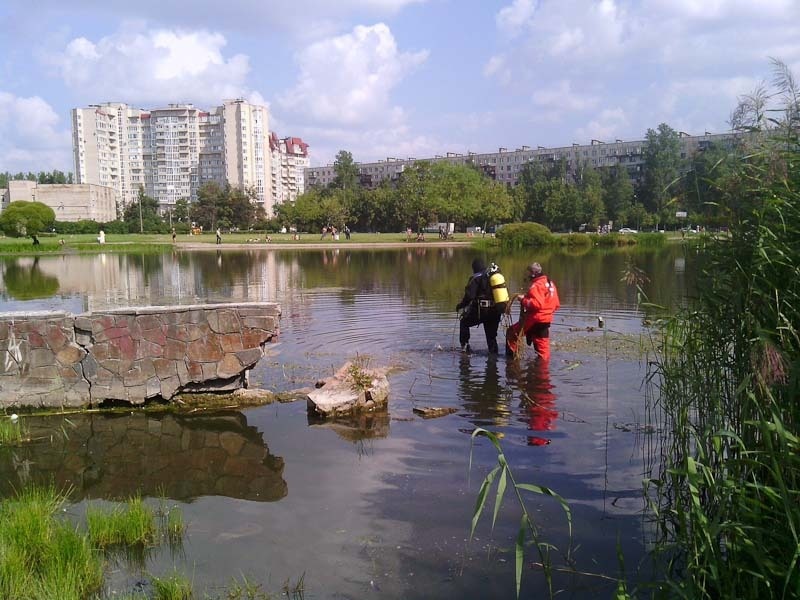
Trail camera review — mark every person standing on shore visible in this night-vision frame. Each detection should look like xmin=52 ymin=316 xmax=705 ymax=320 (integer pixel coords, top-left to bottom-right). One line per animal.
xmin=506 ymin=262 xmax=560 ymax=361
xmin=216 ymin=228 xmax=222 ymax=245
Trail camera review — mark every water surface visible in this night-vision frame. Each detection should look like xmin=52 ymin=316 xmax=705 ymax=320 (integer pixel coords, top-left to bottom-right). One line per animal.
xmin=0 ymin=245 xmax=696 ymax=597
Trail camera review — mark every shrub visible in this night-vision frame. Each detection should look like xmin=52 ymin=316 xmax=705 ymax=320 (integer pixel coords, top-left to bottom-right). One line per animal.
xmin=496 ymin=222 xmax=554 ymax=249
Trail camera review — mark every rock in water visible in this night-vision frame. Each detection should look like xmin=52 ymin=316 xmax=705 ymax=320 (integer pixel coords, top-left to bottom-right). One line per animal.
xmin=307 ymin=362 xmax=389 ymax=418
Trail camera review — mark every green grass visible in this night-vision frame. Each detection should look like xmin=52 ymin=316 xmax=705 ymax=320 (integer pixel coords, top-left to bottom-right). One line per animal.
xmin=152 ymin=571 xmax=193 ymax=600
xmin=0 ymin=417 xmax=28 ymax=445
xmin=0 ymin=486 xmax=104 ymax=600
xmin=86 ymin=495 xmax=157 ymax=548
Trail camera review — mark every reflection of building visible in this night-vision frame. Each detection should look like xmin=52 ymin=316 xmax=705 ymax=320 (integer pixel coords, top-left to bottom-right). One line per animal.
xmin=3 ymin=181 xmax=117 ymax=222
xmin=269 ymin=133 xmax=310 ymax=208
xmin=1 ymin=411 xmax=287 ymax=502
xmin=72 ymin=99 xmax=273 ymax=215
xmin=305 ymin=132 xmax=746 ymax=189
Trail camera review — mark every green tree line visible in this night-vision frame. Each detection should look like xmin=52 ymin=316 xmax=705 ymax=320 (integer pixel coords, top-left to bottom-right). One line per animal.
xmin=0 ymin=170 xmax=74 ymax=187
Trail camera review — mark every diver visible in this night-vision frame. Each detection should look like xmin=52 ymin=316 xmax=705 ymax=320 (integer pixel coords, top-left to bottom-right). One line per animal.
xmin=455 ymin=258 xmax=509 ymax=353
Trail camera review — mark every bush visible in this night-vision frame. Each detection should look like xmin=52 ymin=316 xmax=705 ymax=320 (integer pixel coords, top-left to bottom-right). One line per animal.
xmin=561 ymin=233 xmax=592 ymax=248
xmin=54 ymin=220 xmax=101 ymax=235
xmin=496 ymin=222 xmax=555 ymax=249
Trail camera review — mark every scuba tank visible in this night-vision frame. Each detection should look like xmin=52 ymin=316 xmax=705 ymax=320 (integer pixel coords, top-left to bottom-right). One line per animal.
xmin=487 ymin=263 xmax=509 ymax=305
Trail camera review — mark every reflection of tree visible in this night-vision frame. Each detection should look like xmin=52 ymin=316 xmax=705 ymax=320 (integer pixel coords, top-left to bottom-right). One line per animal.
xmin=506 ymin=360 xmax=558 ymax=446
xmin=2 ymin=257 xmax=59 ymax=299
xmin=0 ymin=410 xmax=287 ymax=503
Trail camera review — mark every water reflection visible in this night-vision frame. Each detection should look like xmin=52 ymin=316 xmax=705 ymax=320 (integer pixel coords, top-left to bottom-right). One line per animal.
xmin=2 ymin=257 xmax=59 ymax=300
xmin=458 ymin=354 xmax=512 ymax=427
xmin=0 ymin=411 xmax=286 ymax=502
xmin=507 ymin=359 xmax=559 ymax=446
xmin=308 ymin=410 xmax=390 ymax=442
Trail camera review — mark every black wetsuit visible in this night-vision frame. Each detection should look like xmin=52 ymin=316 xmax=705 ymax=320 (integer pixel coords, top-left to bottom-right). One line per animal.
xmin=456 ymin=271 xmax=506 ymax=353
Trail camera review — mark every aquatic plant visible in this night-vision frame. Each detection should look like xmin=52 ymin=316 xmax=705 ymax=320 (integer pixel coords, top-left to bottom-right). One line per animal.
xmin=0 ymin=417 xmax=28 ymax=445
xmin=86 ymin=495 xmax=157 ymax=548
xmin=151 ymin=571 xmax=193 ymax=600
xmin=647 ymin=59 xmax=800 ymax=598
xmin=468 ymin=427 xmax=572 ymax=598
xmin=346 ymin=354 xmax=373 ymax=392
xmin=0 ymin=486 xmax=104 ymax=600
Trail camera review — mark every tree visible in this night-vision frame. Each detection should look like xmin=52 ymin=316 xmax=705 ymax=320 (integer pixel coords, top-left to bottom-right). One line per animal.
xmin=173 ymin=198 xmax=190 ymax=223
xmin=576 ymin=165 xmax=605 ymax=228
xmin=123 ymin=187 xmax=162 ymax=233
xmin=332 ymin=150 xmax=360 ymax=191
xmin=0 ymin=201 xmax=55 ymax=237
xmin=602 ymin=164 xmax=634 ymax=225
xmin=640 ymin=123 xmax=683 ymax=229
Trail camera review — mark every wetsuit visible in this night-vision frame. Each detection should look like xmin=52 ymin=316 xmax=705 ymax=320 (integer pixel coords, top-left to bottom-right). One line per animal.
xmin=456 ymin=269 xmax=506 ymax=353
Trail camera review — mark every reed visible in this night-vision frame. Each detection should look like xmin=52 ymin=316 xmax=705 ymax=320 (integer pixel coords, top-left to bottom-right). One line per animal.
xmin=86 ymin=495 xmax=157 ymax=548
xmin=0 ymin=417 xmax=28 ymax=445
xmin=0 ymin=486 xmax=104 ymax=600
xmin=646 ymin=62 xmax=800 ymax=598
xmin=151 ymin=571 xmax=193 ymax=600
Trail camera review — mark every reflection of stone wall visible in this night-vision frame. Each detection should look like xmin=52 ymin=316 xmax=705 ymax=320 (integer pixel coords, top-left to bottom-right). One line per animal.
xmin=0 ymin=411 xmax=287 ymax=502
xmin=0 ymin=302 xmax=280 ymax=408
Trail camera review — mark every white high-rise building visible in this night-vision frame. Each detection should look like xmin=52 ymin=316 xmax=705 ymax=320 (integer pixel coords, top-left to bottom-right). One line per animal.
xmin=269 ymin=133 xmax=310 ymax=207
xmin=72 ymin=99 xmax=274 ymax=215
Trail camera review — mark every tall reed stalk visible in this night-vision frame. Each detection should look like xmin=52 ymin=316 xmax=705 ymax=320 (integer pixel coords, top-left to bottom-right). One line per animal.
xmin=646 ymin=60 xmax=800 ymax=598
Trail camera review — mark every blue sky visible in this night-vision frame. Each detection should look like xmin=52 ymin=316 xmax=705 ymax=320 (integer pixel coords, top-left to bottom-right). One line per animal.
xmin=1 ymin=0 xmax=798 ymax=173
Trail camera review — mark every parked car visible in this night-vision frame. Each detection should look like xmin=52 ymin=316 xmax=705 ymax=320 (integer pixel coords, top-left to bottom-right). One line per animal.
xmin=618 ymin=227 xmax=638 ymax=234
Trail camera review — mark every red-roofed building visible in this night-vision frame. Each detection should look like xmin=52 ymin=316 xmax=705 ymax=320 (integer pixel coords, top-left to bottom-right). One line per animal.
xmin=270 ymin=133 xmax=310 ymax=206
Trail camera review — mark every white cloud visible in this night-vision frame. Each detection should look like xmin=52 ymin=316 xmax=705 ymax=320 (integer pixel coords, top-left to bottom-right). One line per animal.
xmin=575 ymin=107 xmax=629 ymax=141
xmin=532 ymin=80 xmax=599 ymax=118
xmin=279 ymin=23 xmax=428 ymax=126
xmin=0 ymin=92 xmax=72 ymax=173
xmin=49 ymin=25 xmax=261 ymax=107
xmin=496 ymin=0 xmax=536 ymax=37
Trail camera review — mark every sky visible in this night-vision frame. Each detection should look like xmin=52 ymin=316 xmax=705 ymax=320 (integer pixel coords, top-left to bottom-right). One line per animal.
xmin=0 ymin=0 xmax=798 ymax=173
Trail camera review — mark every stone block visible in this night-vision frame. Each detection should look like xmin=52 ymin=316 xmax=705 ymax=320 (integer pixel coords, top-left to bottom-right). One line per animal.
xmin=108 ymin=335 xmax=136 ymax=360
xmin=219 ymin=333 xmax=244 ymax=352
xmin=201 ymin=362 xmax=217 ymax=381
xmin=123 ymin=365 xmax=149 ymax=387
xmin=136 ymin=339 xmax=164 ymax=360
xmin=159 ymin=376 xmax=181 ymax=399
xmin=135 ymin=314 xmax=162 ymax=332
xmin=145 ymin=377 xmax=161 ymax=399
xmin=242 ymin=316 xmax=274 ymax=331
xmin=94 ymin=324 xmax=131 ymax=343
xmin=186 ymin=361 xmax=203 ymax=382
xmin=29 ymin=348 xmax=56 ymax=369
xmin=217 ymin=354 xmax=243 ymax=379
xmin=216 ymin=310 xmax=241 ymax=334
xmin=141 ymin=327 xmax=167 ymax=346
xmin=56 ymin=345 xmax=85 ymax=366
xmin=153 ymin=358 xmax=178 ymax=379
xmin=74 ymin=316 xmax=93 ymax=331
xmin=46 ymin=325 xmax=70 ymax=351
xmin=187 ymin=338 xmax=223 ymax=362
xmin=177 ymin=360 xmax=190 ymax=385
xmin=27 ymin=332 xmax=46 ymax=348
xmin=235 ymin=348 xmax=263 ymax=368
xmin=164 ymin=339 xmax=188 ymax=361
xmin=242 ymin=331 xmax=271 ymax=348
xmin=91 ymin=316 xmax=116 ymax=335
xmin=185 ymin=324 xmax=207 ymax=341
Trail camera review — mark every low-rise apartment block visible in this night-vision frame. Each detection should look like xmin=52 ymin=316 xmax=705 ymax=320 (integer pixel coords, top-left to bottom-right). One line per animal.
xmin=3 ymin=181 xmax=117 ymax=222
xmin=305 ymin=132 xmax=741 ymax=189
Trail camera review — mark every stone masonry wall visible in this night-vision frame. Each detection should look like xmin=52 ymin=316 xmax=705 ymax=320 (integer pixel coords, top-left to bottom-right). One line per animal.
xmin=0 ymin=303 xmax=279 ymax=408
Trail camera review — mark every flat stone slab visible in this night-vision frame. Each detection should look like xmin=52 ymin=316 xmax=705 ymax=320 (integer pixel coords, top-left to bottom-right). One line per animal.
xmin=307 ymin=362 xmax=389 ymax=418
xmin=412 ymin=406 xmax=458 ymax=419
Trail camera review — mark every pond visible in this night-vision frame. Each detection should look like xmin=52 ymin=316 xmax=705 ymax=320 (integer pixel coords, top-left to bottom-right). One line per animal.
xmin=0 ymin=244 xmax=697 ymax=598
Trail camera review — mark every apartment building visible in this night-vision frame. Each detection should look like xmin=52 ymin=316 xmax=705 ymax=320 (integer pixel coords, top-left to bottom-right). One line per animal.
xmin=305 ymin=132 xmax=742 ymax=189
xmin=72 ymin=99 xmax=274 ymax=215
xmin=269 ymin=133 xmax=310 ymax=206
xmin=3 ymin=180 xmax=117 ymax=222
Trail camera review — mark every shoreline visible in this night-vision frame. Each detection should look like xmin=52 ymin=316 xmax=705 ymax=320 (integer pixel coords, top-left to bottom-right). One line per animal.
xmin=175 ymin=240 xmax=474 ymax=250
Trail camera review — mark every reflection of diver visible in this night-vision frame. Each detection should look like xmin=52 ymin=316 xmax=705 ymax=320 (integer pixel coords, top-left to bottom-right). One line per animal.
xmin=507 ymin=359 xmax=558 ymax=446
xmin=458 ymin=353 xmax=508 ymax=426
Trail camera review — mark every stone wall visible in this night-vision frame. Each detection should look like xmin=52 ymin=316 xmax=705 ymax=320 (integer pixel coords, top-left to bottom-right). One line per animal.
xmin=0 ymin=303 xmax=279 ymax=408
